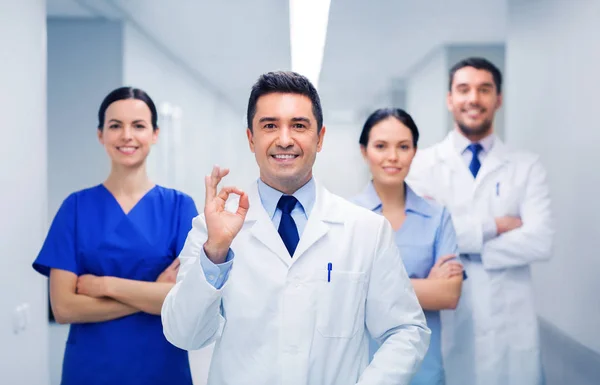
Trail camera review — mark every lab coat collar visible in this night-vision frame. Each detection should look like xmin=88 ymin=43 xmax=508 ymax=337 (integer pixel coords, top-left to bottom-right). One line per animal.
xmin=245 ymin=178 xmax=344 ymax=266
xmin=477 ymin=136 xmax=509 ymax=180
xmin=356 ymin=180 xmax=434 ymax=217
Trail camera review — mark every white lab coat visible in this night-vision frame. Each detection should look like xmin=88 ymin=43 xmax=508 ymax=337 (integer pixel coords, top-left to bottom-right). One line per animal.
xmin=406 ymin=132 xmax=553 ymax=385
xmin=162 ymin=180 xmax=430 ymax=385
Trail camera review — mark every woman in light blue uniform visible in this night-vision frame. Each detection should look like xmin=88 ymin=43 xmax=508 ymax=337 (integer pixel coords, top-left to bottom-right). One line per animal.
xmin=33 ymin=87 xmax=197 ymax=385
xmin=352 ymin=108 xmax=465 ymax=385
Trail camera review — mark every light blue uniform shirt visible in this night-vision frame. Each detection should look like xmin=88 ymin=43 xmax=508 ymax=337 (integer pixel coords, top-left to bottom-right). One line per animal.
xmin=352 ymin=181 xmax=459 ymax=385
xmin=200 ymin=178 xmax=315 ymax=289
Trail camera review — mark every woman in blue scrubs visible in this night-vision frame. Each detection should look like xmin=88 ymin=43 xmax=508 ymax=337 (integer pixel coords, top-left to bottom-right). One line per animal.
xmin=352 ymin=108 xmax=464 ymax=385
xmin=33 ymin=87 xmax=197 ymax=385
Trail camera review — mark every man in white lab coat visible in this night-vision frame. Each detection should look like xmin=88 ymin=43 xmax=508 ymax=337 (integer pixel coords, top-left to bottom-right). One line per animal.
xmin=162 ymin=71 xmax=430 ymax=385
xmin=406 ymin=57 xmax=553 ymax=385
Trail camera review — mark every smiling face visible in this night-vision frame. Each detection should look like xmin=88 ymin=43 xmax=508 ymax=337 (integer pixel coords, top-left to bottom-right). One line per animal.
xmin=97 ymin=99 xmax=158 ymax=169
xmin=361 ymin=117 xmax=416 ymax=187
xmin=246 ymin=92 xmax=325 ymax=194
xmin=448 ymin=66 xmax=502 ymax=140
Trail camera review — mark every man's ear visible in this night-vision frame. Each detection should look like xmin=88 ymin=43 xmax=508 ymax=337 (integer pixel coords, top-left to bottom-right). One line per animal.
xmin=316 ymin=125 xmax=326 ymax=152
xmin=246 ymin=128 xmax=255 ymax=152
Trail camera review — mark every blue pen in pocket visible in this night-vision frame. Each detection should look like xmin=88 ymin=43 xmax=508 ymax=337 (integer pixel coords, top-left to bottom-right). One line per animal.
xmin=496 ymin=182 xmax=500 ymax=196
xmin=327 ymin=262 xmax=332 ymax=282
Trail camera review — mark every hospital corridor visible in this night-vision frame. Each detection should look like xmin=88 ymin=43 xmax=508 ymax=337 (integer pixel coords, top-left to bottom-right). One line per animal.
xmin=1 ymin=0 xmax=600 ymax=384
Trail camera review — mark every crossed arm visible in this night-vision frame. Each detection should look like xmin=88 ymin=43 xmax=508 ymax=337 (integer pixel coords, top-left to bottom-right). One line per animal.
xmin=411 ymin=257 xmax=463 ymax=311
xmin=410 ymin=207 xmax=464 ymax=311
xmin=49 ymin=259 xmax=179 ymax=324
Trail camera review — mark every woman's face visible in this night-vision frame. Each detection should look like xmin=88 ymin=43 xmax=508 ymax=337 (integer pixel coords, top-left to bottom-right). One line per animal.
xmin=97 ymin=99 xmax=158 ymax=169
xmin=361 ymin=117 xmax=416 ymax=186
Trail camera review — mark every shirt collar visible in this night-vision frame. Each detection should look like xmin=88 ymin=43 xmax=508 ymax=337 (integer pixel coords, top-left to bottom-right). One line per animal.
xmin=451 ymin=128 xmax=496 ymax=155
xmin=257 ymin=177 xmax=315 ymax=219
xmin=405 ymin=184 xmax=434 ymax=217
xmin=356 ymin=180 xmax=433 ymax=217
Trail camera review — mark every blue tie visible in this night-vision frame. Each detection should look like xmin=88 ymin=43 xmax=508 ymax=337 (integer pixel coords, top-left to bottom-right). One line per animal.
xmin=467 ymin=143 xmax=483 ymax=178
xmin=277 ymin=195 xmax=300 ymax=257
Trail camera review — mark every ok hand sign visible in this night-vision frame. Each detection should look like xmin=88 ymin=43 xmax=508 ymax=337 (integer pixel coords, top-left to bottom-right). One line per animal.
xmin=203 ymin=166 xmax=249 ymax=263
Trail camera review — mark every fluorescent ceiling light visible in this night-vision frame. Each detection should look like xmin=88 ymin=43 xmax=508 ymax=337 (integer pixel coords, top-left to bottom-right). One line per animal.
xmin=289 ymin=0 xmax=332 ymax=89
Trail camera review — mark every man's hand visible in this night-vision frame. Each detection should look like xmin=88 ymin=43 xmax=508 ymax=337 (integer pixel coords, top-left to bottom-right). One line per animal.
xmin=495 ymin=216 xmax=523 ymax=235
xmin=203 ymin=165 xmax=249 ymax=264
xmin=76 ymin=275 xmax=108 ymax=298
xmin=428 ymin=254 xmax=463 ymax=279
xmin=156 ymin=258 xmax=180 ymax=284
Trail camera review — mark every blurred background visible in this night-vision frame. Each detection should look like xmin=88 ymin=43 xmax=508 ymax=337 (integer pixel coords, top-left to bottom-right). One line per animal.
xmin=1 ymin=0 xmax=599 ymax=384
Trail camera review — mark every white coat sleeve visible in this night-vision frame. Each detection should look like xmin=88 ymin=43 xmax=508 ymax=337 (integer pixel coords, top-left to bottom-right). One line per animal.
xmin=357 ymin=218 xmax=431 ymax=385
xmin=161 ymin=214 xmax=227 ymax=350
xmin=482 ymin=158 xmax=553 ymax=270
xmin=444 ymin=204 xmax=486 ymax=254
xmin=407 ymin=151 xmax=486 ymax=254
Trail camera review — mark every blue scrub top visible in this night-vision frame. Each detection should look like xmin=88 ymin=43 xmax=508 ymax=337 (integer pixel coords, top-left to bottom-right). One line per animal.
xmin=352 ymin=181 xmax=459 ymax=385
xmin=33 ymin=184 xmax=198 ymax=385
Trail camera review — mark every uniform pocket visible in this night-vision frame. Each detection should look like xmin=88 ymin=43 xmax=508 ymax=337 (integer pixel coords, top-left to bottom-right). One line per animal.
xmin=488 ymin=179 xmax=521 ymax=217
xmin=316 ymin=270 xmax=366 ymax=338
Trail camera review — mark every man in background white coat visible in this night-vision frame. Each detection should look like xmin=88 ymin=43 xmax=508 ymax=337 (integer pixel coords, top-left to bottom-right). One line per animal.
xmin=406 ymin=57 xmax=553 ymax=385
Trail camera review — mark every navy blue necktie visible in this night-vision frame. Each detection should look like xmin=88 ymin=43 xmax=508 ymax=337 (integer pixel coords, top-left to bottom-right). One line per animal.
xmin=467 ymin=143 xmax=483 ymax=178
xmin=277 ymin=195 xmax=300 ymax=257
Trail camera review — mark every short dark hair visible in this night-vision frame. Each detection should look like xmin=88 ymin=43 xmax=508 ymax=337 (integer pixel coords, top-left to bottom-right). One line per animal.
xmin=449 ymin=57 xmax=503 ymax=94
xmin=246 ymin=71 xmax=323 ymax=132
xmin=359 ymin=108 xmax=420 ymax=148
xmin=97 ymin=86 xmax=158 ymax=131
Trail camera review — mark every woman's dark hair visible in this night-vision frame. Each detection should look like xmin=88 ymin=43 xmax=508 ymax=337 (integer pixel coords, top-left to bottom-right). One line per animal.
xmin=359 ymin=108 xmax=420 ymax=147
xmin=97 ymin=86 xmax=158 ymax=131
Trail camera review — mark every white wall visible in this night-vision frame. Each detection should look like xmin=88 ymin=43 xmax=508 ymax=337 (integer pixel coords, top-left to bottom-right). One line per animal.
xmin=0 ymin=1 xmax=49 ymax=384
xmin=405 ymin=48 xmax=449 ymax=148
xmin=123 ymin=25 xmax=257 ymax=206
xmin=313 ymin=119 xmax=370 ymax=199
xmin=505 ymin=0 xmax=600 ymax=353
xmin=47 ymin=19 xmax=123 ymax=216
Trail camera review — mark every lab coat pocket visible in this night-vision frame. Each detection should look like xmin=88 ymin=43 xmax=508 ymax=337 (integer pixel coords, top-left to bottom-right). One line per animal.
xmin=316 ymin=270 xmax=366 ymax=338
xmin=489 ymin=181 xmax=520 ymax=217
